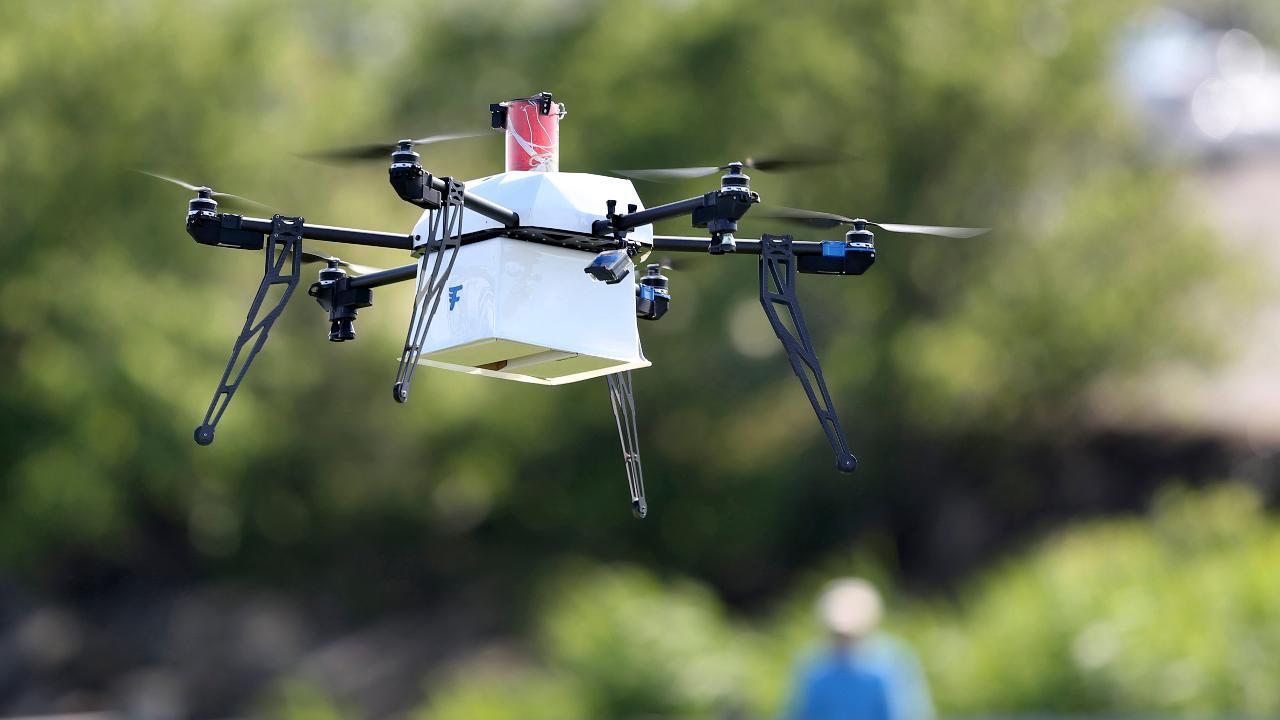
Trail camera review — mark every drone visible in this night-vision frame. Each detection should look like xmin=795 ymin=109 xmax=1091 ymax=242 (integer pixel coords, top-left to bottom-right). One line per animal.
xmin=145 ymin=92 xmax=986 ymax=519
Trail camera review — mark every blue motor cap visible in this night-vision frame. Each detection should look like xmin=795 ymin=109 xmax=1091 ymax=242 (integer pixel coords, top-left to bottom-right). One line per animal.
xmin=798 ymin=239 xmax=875 ymax=275
xmin=638 ymin=284 xmax=669 ymax=301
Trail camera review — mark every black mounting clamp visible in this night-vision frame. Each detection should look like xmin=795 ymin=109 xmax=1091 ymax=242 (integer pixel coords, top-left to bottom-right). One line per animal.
xmin=489 ymin=103 xmax=508 ymax=130
xmin=194 ymin=215 xmax=304 ymax=446
xmin=585 ymin=198 xmax=644 ymax=284
xmin=309 ymin=263 xmax=374 ymax=342
xmin=490 ymin=90 xmax=561 ymax=129
xmin=599 ymin=199 xmax=639 ymax=243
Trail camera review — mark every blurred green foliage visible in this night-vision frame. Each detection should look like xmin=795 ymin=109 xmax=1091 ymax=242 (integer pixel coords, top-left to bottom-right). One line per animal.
xmin=407 ymin=484 xmax=1280 ymax=719
xmin=0 ymin=0 xmax=1268 ymax=715
xmin=909 ymin=483 xmax=1280 ymax=717
xmin=1 ymin=0 xmax=1246 ymax=593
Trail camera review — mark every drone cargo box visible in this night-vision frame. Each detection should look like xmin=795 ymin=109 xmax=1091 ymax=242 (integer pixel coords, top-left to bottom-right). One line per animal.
xmin=410 ymin=171 xmax=651 ymax=384
xmin=414 ymin=238 xmax=648 ymax=383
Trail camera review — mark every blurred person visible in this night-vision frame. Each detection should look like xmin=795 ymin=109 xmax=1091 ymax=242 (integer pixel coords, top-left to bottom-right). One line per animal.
xmin=785 ymin=578 xmax=934 ymax=720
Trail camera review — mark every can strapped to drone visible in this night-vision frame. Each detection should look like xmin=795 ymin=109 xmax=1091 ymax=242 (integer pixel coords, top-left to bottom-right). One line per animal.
xmin=493 ymin=92 xmax=566 ymax=173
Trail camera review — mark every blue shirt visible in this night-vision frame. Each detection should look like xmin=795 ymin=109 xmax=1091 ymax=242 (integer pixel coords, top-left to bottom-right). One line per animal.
xmin=787 ymin=650 xmax=890 ymax=720
xmin=787 ymin=634 xmax=935 ymax=720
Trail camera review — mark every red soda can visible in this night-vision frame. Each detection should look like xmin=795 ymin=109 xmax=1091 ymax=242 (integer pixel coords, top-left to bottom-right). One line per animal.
xmin=502 ymin=94 xmax=565 ymax=172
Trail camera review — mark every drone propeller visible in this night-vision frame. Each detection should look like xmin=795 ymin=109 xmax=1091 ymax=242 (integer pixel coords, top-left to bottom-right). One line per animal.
xmin=301 ymin=131 xmax=489 ymax=163
xmin=296 ymin=250 xmax=385 ymax=277
xmin=611 ymin=152 xmax=846 ymax=182
xmin=756 ymin=206 xmax=989 ymax=238
xmin=134 ymin=169 xmax=274 ymax=213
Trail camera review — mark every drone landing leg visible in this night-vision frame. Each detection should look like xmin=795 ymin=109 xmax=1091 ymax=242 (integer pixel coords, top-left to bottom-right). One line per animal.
xmin=393 ymin=178 xmax=466 ymax=403
xmin=607 ymin=371 xmax=647 ymax=519
xmin=759 ymin=233 xmax=857 ymax=473
xmin=194 ymin=215 xmax=303 ymax=446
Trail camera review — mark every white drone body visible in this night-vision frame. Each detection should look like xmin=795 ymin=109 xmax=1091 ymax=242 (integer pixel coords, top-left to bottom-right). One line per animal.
xmin=408 ymin=171 xmax=653 ymax=385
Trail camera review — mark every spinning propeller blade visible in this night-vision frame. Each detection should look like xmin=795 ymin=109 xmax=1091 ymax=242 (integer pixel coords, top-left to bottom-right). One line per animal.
xmin=612 ymin=166 xmax=722 ymax=182
xmin=743 ymin=154 xmax=846 ymax=173
xmin=871 ymin=222 xmax=989 ymax=238
xmin=756 ymin=206 xmax=989 ymax=238
xmin=756 ymin=206 xmax=856 ymax=229
xmin=301 ymin=131 xmax=489 ymax=162
xmin=296 ymin=250 xmax=385 ymax=277
xmin=611 ymin=152 xmax=847 ymax=182
xmin=134 ymin=169 xmax=274 ymax=213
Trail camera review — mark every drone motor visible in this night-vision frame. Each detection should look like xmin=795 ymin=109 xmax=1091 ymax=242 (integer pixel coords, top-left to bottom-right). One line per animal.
xmin=636 ymin=263 xmax=671 ymax=321
xmin=693 ymin=162 xmax=759 ymax=255
xmin=309 ymin=263 xmax=373 ymax=343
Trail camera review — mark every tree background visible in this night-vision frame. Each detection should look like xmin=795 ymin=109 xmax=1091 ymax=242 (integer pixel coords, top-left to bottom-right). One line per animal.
xmin=1 ymin=0 xmax=1278 ymax=718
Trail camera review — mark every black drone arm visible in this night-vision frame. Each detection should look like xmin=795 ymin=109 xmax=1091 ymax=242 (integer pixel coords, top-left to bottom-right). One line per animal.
xmin=403 ymin=169 xmax=519 ymax=226
xmin=652 ymin=235 xmax=817 ymax=254
xmin=187 ymin=211 xmax=414 ymax=251
xmin=599 ymin=196 xmax=705 ymax=233
xmin=757 ymin=233 xmax=858 ymax=473
xmin=653 ymin=234 xmax=876 ymax=276
xmin=194 ymin=215 xmax=304 ymax=446
xmin=592 ymin=165 xmax=758 ymax=254
xmin=383 ymin=140 xmax=519 ymax=225
xmin=324 ymin=238 xmax=834 ymax=291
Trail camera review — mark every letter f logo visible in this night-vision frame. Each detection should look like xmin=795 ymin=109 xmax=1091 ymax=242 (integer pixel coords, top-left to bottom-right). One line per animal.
xmin=448 ymin=285 xmax=463 ymax=311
